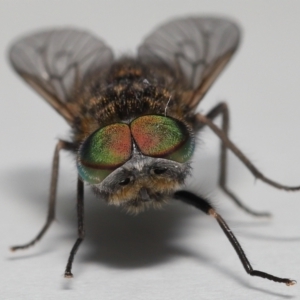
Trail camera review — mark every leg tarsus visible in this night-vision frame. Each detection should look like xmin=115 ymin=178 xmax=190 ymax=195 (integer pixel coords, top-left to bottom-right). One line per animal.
xmin=221 ymin=185 xmax=271 ymax=217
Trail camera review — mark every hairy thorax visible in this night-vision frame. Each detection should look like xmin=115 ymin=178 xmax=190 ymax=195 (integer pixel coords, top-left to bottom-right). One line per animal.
xmin=70 ymin=58 xmax=194 ymax=142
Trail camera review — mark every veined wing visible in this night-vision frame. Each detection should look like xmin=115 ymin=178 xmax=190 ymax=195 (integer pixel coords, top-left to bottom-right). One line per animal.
xmin=9 ymin=28 xmax=113 ymax=124
xmin=138 ymin=17 xmax=240 ymax=109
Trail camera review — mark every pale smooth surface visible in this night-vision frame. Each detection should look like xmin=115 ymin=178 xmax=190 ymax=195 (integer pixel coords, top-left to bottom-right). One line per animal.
xmin=1 ymin=1 xmax=300 ymax=300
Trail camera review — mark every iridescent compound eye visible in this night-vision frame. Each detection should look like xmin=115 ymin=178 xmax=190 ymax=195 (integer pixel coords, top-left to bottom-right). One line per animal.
xmin=77 ymin=123 xmax=132 ymax=184
xmin=131 ymin=115 xmax=194 ymax=163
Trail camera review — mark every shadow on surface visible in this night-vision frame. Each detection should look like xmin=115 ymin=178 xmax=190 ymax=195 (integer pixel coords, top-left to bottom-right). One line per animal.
xmin=3 ymin=163 xmax=298 ymax=297
xmin=3 ymin=164 xmax=207 ymax=270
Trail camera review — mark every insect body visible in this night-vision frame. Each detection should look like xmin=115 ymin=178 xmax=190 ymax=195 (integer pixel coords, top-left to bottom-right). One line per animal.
xmin=75 ymin=58 xmax=195 ymax=211
xmin=9 ymin=16 xmax=299 ymax=285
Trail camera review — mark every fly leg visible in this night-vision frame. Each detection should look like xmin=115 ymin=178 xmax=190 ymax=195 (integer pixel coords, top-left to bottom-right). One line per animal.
xmin=174 ymin=190 xmax=296 ymax=286
xmin=11 ymin=140 xmax=75 ymax=251
xmin=199 ymin=102 xmax=269 ymax=216
xmin=195 ymin=106 xmax=300 ymax=216
xmin=64 ymin=178 xmax=85 ymax=278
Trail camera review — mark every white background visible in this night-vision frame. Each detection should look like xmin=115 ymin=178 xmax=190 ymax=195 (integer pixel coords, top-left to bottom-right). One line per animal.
xmin=1 ymin=1 xmax=300 ymax=299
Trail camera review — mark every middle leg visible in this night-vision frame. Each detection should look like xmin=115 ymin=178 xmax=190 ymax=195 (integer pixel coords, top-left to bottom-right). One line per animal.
xmin=200 ymin=102 xmax=270 ymax=216
xmin=196 ymin=112 xmax=300 ymax=191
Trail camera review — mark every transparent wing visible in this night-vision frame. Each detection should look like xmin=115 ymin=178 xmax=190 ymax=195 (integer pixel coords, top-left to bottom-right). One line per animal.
xmin=138 ymin=17 xmax=240 ymax=109
xmin=9 ymin=28 xmax=114 ymax=124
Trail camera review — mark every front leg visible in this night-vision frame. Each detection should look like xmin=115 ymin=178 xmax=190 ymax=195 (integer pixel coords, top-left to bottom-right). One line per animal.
xmin=11 ymin=140 xmax=75 ymax=251
xmin=174 ymin=190 xmax=296 ymax=286
xmin=64 ymin=177 xmax=85 ymax=278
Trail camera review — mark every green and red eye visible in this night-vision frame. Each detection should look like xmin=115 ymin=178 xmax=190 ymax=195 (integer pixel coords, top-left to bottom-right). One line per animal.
xmin=77 ymin=116 xmax=195 ymax=184
xmin=131 ymin=115 xmax=194 ymax=163
xmin=78 ymin=123 xmax=132 ymax=184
